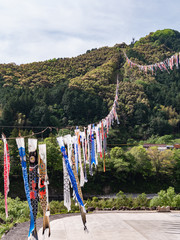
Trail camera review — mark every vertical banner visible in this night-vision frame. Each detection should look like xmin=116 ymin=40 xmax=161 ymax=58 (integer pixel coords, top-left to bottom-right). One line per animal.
xmin=16 ymin=137 xmax=35 ymax=239
xmin=101 ymin=121 xmax=106 ymax=172
xmin=90 ymin=128 xmax=96 ymax=166
xmin=81 ymin=131 xmax=88 ymax=183
xmin=38 ymin=144 xmax=51 ymax=237
xmin=95 ymin=126 xmax=101 ymax=155
xmin=63 ymin=134 xmax=72 ymax=211
xmin=28 ymin=138 xmax=39 ymax=239
xmin=57 ymin=136 xmax=87 ymax=231
xmin=62 ymin=158 xmax=71 ymax=211
xmin=2 ymin=134 xmax=10 ymax=219
xmin=75 ymin=128 xmax=85 ymax=187
xmin=57 ymin=137 xmax=86 ymax=212
xmin=63 ymin=134 xmax=73 ymax=166
xmin=87 ymin=125 xmax=93 ymax=176
xmin=73 ymin=136 xmax=79 ymax=174
xmin=71 ymin=148 xmax=87 ymax=231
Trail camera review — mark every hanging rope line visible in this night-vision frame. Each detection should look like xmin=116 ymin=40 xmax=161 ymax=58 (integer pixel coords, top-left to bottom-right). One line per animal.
xmin=0 ymin=125 xmax=58 ymax=129
xmin=0 ymin=127 xmax=56 ymax=140
xmin=123 ymin=50 xmax=180 ymax=74
xmin=0 ymin=125 xmax=78 ymax=140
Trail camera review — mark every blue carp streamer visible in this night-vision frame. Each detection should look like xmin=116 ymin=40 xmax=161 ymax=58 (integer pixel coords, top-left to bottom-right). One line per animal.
xmin=74 ymin=142 xmax=79 ymax=174
xmin=18 ymin=147 xmax=35 ymax=238
xmin=90 ymin=133 xmax=96 ymax=166
xmin=59 ymin=145 xmax=86 ymax=212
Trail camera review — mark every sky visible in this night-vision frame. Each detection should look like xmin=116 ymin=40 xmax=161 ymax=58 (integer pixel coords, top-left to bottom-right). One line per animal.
xmin=0 ymin=0 xmax=180 ymax=64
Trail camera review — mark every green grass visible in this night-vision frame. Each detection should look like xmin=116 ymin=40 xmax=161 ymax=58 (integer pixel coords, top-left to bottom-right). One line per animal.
xmin=0 ymin=195 xmax=31 ymax=238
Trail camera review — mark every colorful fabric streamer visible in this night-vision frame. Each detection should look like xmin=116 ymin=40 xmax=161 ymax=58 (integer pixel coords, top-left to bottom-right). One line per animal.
xmin=57 ymin=137 xmax=86 ymax=213
xmin=28 ymin=138 xmax=39 ymax=239
xmin=38 ymin=144 xmax=51 ymax=237
xmin=95 ymin=125 xmax=101 ymax=156
xmin=90 ymin=129 xmax=96 ymax=166
xmin=62 ymin=158 xmax=71 ymax=211
xmin=2 ymin=134 xmax=10 ymax=219
xmin=56 ymin=77 xmax=120 ymax=215
xmin=73 ymin=136 xmax=79 ymax=174
xmin=81 ymin=131 xmax=88 ymax=183
xmin=87 ymin=125 xmax=93 ymax=176
xmin=71 ymin=148 xmax=87 ymax=230
xmin=75 ymin=128 xmax=85 ymax=187
xmin=63 ymin=134 xmax=73 ymax=166
xmin=123 ymin=50 xmax=180 ymax=75
xmin=62 ymin=134 xmax=72 ymax=211
xmin=16 ymin=137 xmax=35 ymax=239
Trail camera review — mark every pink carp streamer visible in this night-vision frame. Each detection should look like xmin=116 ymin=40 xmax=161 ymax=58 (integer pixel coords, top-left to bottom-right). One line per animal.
xmin=2 ymin=134 xmax=10 ymax=218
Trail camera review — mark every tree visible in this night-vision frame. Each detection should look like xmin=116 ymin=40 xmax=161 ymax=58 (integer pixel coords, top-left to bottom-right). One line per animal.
xmin=110 ymin=147 xmax=131 ymax=172
xmin=172 ymin=149 xmax=180 ymax=187
xmin=147 ymin=147 xmax=174 ymax=175
xmin=128 ymin=146 xmax=152 ymax=176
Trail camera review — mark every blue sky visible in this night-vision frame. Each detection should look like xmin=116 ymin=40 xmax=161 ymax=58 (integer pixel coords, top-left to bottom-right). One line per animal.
xmin=0 ymin=0 xmax=180 ymax=64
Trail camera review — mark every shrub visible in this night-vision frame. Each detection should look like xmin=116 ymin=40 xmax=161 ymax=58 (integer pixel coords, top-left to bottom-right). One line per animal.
xmin=104 ymin=198 xmax=114 ymax=208
xmin=115 ymin=191 xmax=133 ymax=207
xmin=172 ymin=194 xmax=180 ymax=207
xmin=133 ymin=193 xmax=149 ymax=207
xmin=0 ymin=196 xmax=32 ymax=238
xmin=50 ymin=200 xmax=67 ymax=214
xmin=150 ymin=187 xmax=176 ymax=207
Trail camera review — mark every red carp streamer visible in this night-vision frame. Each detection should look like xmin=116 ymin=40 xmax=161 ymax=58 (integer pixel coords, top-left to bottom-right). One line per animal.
xmin=2 ymin=134 xmax=10 ymax=218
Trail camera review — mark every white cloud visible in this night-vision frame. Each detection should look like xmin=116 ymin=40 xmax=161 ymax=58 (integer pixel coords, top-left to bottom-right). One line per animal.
xmin=0 ymin=0 xmax=179 ymax=64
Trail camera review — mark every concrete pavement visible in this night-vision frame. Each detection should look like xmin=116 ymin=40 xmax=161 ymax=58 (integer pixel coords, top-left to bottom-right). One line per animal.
xmin=38 ymin=211 xmax=180 ymax=240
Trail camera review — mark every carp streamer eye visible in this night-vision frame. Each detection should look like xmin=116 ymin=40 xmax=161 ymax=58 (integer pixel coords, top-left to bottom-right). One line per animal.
xmin=39 ymin=163 xmax=45 ymax=169
xmin=30 ymin=156 xmax=35 ymax=163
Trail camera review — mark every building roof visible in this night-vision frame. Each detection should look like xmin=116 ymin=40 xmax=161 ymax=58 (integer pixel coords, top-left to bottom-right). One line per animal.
xmin=143 ymin=144 xmax=167 ymax=148
xmin=174 ymin=144 xmax=180 ymax=149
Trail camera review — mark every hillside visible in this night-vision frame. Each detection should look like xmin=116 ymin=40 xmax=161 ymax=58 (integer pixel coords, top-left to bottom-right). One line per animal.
xmin=0 ymin=29 xmax=180 ymax=141
xmin=121 ymin=29 xmax=180 ymax=141
xmin=0 ymin=47 xmax=119 ymax=88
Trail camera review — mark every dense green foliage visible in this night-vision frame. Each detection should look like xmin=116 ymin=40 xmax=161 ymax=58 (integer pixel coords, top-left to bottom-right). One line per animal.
xmin=0 ymin=46 xmax=120 ymax=132
xmin=1 ymin=29 xmax=180 ymax=196
xmin=1 ymin=29 xmax=180 ymax=208
xmin=149 ymin=187 xmax=178 ymax=207
xmin=0 ymin=29 xmax=180 ymax=142
xmin=83 ymin=142 xmax=180 ymax=195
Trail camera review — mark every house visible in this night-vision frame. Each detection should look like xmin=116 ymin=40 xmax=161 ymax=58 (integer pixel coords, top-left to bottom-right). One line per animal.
xmin=143 ymin=144 xmax=174 ymax=151
xmin=174 ymin=144 xmax=180 ymax=149
xmin=143 ymin=144 xmax=168 ymax=151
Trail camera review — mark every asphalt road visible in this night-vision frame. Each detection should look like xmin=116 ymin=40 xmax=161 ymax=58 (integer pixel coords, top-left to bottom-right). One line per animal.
xmin=38 ymin=211 xmax=180 ymax=240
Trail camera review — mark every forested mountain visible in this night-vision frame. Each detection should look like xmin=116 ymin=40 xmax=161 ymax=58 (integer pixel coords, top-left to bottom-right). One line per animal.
xmin=0 ymin=29 xmax=180 ymax=141
xmin=1 ymin=29 xmax=180 ymax=198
